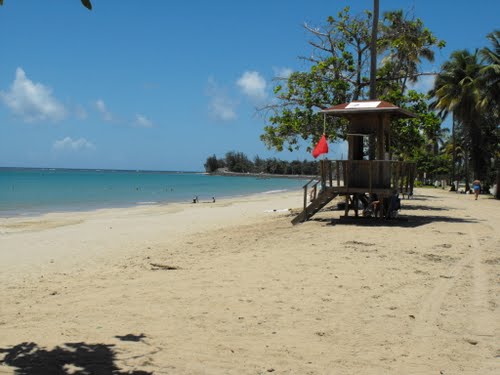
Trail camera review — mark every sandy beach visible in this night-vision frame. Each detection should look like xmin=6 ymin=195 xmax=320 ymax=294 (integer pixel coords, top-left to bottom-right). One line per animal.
xmin=0 ymin=188 xmax=498 ymax=374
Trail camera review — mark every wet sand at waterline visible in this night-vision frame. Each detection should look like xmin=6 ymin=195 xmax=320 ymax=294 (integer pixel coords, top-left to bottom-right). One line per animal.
xmin=0 ymin=189 xmax=498 ymax=374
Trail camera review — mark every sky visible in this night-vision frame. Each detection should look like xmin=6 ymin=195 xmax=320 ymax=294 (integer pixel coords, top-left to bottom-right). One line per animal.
xmin=0 ymin=0 xmax=498 ymax=171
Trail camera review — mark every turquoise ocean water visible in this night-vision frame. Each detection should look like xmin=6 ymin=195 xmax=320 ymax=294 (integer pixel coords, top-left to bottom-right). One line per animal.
xmin=0 ymin=168 xmax=306 ymax=217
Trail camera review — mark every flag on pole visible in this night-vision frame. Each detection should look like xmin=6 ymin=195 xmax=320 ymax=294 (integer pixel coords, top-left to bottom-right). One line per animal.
xmin=312 ymin=134 xmax=329 ymax=158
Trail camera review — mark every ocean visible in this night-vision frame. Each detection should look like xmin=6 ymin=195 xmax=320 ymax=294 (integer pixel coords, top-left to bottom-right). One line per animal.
xmin=0 ymin=168 xmax=306 ymax=217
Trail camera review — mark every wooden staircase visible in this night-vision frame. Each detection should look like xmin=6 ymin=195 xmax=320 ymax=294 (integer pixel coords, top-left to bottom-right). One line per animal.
xmin=291 ymin=189 xmax=338 ymax=225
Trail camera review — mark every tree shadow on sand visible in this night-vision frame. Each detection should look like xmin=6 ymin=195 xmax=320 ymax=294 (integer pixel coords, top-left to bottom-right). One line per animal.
xmin=399 ymin=203 xmax=452 ymax=211
xmin=0 ymin=340 xmax=152 ymax=375
xmin=407 ymin=194 xmax=440 ymax=200
xmin=325 ymin=214 xmax=477 ymax=228
xmin=115 ymin=334 xmax=147 ymax=343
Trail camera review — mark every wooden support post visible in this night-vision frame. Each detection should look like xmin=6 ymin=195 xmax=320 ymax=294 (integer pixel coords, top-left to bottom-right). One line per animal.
xmin=303 ymin=186 xmax=307 ymax=211
xmin=368 ymin=163 xmax=373 ymax=193
xmin=404 ymin=164 xmax=410 ymax=194
xmin=328 ymin=162 xmax=333 ymax=187
xmin=336 ymin=161 xmax=340 ymax=187
xmin=345 ymin=161 xmax=350 ymax=190
xmin=344 ymin=195 xmax=349 ymax=217
xmin=399 ymin=164 xmax=404 ymax=193
xmin=320 ymin=160 xmax=324 ymax=186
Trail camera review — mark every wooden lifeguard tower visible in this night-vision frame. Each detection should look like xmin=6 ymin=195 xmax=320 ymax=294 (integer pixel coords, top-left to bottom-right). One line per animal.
xmin=292 ymin=100 xmax=417 ymax=225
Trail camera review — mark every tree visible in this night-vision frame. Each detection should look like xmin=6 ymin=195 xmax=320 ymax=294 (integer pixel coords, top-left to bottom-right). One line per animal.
xmin=260 ymin=7 xmax=372 ymax=153
xmin=377 ymin=10 xmax=445 ymax=95
xmin=430 ymin=49 xmax=490 ymax=182
xmin=369 ymin=0 xmax=379 ymax=99
xmin=224 ymin=151 xmax=253 ymax=173
xmin=253 ymin=155 xmax=266 ymax=173
xmin=204 ymin=151 xmax=319 ymax=176
xmin=479 ymin=30 xmax=500 ymax=198
xmin=204 ymin=155 xmax=220 ymax=173
xmin=260 ymin=6 xmax=444 ymax=157
xmin=479 ymin=30 xmax=500 ymax=115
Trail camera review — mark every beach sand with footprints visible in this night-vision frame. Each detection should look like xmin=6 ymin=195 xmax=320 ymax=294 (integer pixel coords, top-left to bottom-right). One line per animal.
xmin=0 ymin=188 xmax=498 ymax=374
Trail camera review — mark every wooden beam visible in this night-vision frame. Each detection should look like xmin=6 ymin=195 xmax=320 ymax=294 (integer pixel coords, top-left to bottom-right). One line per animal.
xmin=336 ymin=161 xmax=340 ymax=187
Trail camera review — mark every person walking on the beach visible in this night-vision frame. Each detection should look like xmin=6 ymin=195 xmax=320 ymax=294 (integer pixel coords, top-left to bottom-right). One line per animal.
xmin=472 ymin=179 xmax=481 ymax=200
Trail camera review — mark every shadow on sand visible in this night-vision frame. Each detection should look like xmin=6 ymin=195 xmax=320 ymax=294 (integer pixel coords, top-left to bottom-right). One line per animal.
xmin=407 ymin=194 xmax=441 ymax=200
xmin=399 ymin=203 xmax=452 ymax=211
xmin=324 ymin=214 xmax=477 ymax=228
xmin=0 ymin=338 xmax=152 ymax=375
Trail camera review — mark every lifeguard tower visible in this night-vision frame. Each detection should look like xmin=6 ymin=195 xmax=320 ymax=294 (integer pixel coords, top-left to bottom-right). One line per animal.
xmin=292 ymin=100 xmax=417 ymax=224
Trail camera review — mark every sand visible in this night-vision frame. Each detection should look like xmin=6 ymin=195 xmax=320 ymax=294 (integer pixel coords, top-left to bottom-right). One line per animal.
xmin=0 ymin=188 xmax=498 ymax=374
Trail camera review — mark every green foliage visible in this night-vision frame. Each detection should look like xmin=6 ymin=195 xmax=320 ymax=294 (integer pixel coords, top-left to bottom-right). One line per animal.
xmin=261 ymin=6 xmax=444 ymax=156
xmin=223 ymin=151 xmax=254 ymax=173
xmin=430 ymin=36 xmax=500 ymax=184
xmin=204 ymin=154 xmax=224 ymax=173
xmin=379 ymin=89 xmax=442 ymax=161
xmin=377 ymin=10 xmax=445 ymax=93
xmin=81 ymin=0 xmax=92 ymax=10
xmin=479 ymin=30 xmax=500 ymax=115
xmin=205 ymin=152 xmax=319 ymax=176
xmin=413 ymin=149 xmax=451 ymax=179
xmin=260 ymin=7 xmax=373 ymax=152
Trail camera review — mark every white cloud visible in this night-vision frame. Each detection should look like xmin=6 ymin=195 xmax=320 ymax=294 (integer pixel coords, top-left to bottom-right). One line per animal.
xmin=407 ymin=74 xmax=436 ymax=94
xmin=53 ymin=137 xmax=95 ymax=151
xmin=236 ymin=71 xmax=267 ymax=100
xmin=206 ymin=77 xmax=237 ymax=121
xmin=210 ymin=95 xmax=237 ymax=121
xmin=0 ymin=67 xmax=66 ymax=122
xmin=134 ymin=114 xmax=153 ymax=128
xmin=273 ymin=67 xmax=293 ymax=79
xmin=95 ymin=99 xmax=114 ymax=122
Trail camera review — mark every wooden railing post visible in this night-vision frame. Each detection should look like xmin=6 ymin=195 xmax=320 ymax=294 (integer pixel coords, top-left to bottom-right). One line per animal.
xmin=336 ymin=161 xmax=340 ymax=187
xmin=345 ymin=161 xmax=350 ymax=190
xmin=303 ymin=185 xmax=307 ymax=211
xmin=328 ymin=161 xmax=333 ymax=187
xmin=368 ymin=161 xmax=373 ymax=193
xmin=399 ymin=163 xmax=404 ymax=193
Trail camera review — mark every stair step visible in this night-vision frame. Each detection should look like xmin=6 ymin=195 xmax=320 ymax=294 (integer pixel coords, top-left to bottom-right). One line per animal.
xmin=292 ymin=192 xmax=339 ymax=225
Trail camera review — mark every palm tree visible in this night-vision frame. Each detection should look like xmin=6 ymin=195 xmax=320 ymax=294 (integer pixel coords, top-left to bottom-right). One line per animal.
xmin=479 ymin=30 xmax=500 ymax=114
xmin=429 ymin=49 xmax=486 ymax=183
xmin=479 ymin=30 xmax=500 ymax=198
xmin=378 ymin=10 xmax=442 ymax=94
xmin=370 ymin=0 xmax=379 ymax=99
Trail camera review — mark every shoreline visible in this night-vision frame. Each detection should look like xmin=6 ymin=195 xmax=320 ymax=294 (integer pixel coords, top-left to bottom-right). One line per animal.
xmin=0 ymin=189 xmax=295 ymax=219
xmin=210 ymin=169 xmax=316 ymax=180
xmin=0 ymin=190 xmax=302 ymax=280
xmin=1 ymin=188 xmax=498 ymax=374
xmin=0 ymin=169 xmax=307 ymax=219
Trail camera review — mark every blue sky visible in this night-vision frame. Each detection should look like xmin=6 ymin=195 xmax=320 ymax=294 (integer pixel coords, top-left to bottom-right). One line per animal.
xmin=0 ymin=0 xmax=498 ymax=171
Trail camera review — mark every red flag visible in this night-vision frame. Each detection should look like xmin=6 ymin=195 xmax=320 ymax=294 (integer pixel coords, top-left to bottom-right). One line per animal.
xmin=312 ymin=134 xmax=329 ymax=158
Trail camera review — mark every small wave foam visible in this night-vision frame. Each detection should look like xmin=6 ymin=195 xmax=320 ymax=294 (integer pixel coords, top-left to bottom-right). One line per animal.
xmin=262 ymin=189 xmax=287 ymax=194
xmin=136 ymin=201 xmax=158 ymax=205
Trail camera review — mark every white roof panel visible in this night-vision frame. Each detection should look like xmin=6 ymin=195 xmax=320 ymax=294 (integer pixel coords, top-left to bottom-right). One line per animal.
xmin=345 ymin=101 xmax=381 ymax=109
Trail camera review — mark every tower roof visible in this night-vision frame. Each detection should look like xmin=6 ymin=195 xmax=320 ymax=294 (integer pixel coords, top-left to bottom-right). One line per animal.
xmin=321 ymin=100 xmax=416 ymax=118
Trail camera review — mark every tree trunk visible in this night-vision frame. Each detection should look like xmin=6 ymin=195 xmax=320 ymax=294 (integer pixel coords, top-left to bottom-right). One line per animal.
xmin=450 ymin=114 xmax=457 ymax=191
xmin=369 ymin=0 xmax=379 ymax=100
xmin=368 ymin=0 xmax=379 ymax=160
xmin=464 ymin=148 xmax=470 ymax=192
xmin=496 ymin=164 xmax=500 ymax=200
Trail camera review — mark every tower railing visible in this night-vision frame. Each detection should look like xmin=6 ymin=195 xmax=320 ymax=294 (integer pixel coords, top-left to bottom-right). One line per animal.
xmin=318 ymin=159 xmax=416 ymax=194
